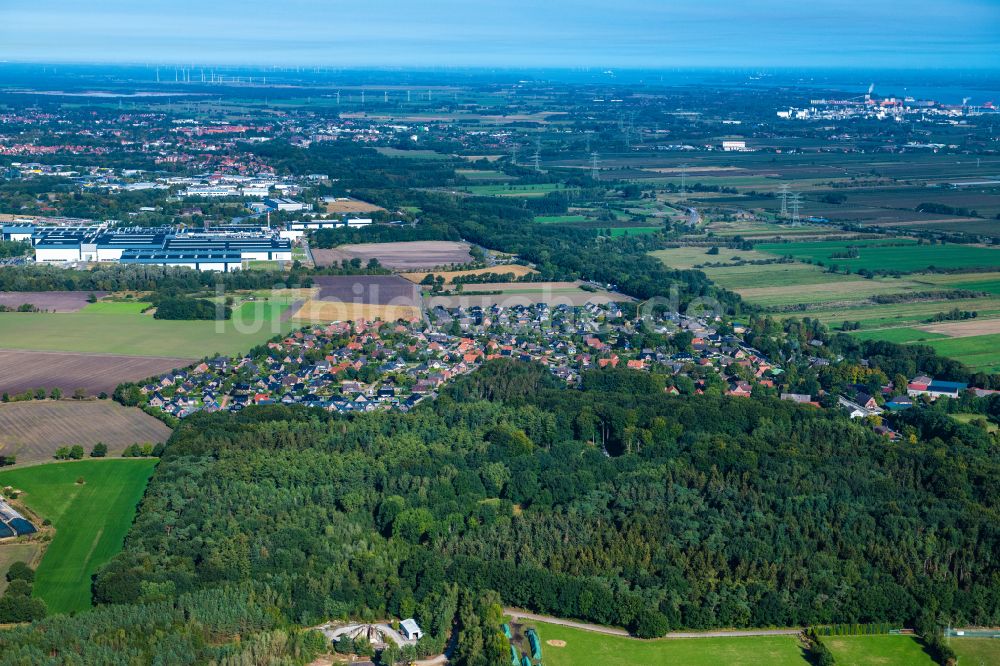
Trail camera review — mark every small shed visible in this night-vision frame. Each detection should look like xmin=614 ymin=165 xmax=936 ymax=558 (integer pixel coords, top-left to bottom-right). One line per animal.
xmin=400 ymin=618 xmax=423 ymax=641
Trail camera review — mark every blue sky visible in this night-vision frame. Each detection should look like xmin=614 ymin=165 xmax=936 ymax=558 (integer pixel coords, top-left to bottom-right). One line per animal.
xmin=1 ymin=0 xmax=998 ymax=69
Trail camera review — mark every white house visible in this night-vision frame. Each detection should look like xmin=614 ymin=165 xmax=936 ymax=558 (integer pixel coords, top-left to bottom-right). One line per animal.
xmin=400 ymin=618 xmax=423 ymax=641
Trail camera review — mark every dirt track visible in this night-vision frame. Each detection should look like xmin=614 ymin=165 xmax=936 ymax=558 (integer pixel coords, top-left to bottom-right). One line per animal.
xmin=504 ymin=608 xmax=802 ymax=640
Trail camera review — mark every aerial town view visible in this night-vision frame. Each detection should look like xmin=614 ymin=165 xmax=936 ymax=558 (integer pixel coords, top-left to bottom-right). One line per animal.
xmin=0 ymin=2 xmax=998 ymax=665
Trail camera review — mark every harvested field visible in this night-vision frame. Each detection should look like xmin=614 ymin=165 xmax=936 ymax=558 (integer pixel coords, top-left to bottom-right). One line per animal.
xmin=401 ymin=265 xmax=538 ymax=284
xmin=291 ymin=275 xmax=423 ymax=323
xmin=312 ymin=241 xmax=473 ymax=270
xmin=0 ymin=401 xmax=171 ymax=465
xmin=322 ymin=198 xmax=386 ymax=214
xmin=0 ymin=291 xmax=106 ymax=313
xmin=292 ymin=301 xmax=421 ymax=323
xmin=918 ymin=318 xmax=1000 ymax=338
xmin=427 ymin=281 xmax=632 ymax=309
xmin=0 ymin=350 xmax=193 ymax=396
xmin=314 ymin=275 xmax=421 ymax=306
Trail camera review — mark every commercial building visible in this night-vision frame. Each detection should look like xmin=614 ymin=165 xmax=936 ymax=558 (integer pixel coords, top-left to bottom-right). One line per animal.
xmin=30 ymin=225 xmax=291 ymax=269
xmin=264 ymin=197 xmax=308 ymax=212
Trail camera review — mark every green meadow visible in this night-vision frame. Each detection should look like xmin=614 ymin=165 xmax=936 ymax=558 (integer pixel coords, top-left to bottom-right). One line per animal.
xmin=0 ymin=297 xmax=295 ymax=358
xmin=0 ymin=459 xmax=156 ymax=613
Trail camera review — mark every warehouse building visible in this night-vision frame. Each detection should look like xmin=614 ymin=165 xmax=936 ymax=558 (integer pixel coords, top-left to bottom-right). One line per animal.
xmin=30 ymin=225 xmax=291 ymax=269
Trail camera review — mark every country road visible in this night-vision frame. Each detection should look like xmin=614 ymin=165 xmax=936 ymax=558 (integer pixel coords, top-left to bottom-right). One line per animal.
xmin=504 ymin=608 xmax=803 ymax=640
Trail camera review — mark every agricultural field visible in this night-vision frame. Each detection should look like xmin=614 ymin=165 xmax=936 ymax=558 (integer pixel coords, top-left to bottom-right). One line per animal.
xmin=0 ymin=400 xmax=171 ymax=465
xmin=788 ymin=296 xmax=1000 ymax=329
xmin=534 ymin=214 xmax=590 ymax=224
xmin=461 ymin=183 xmax=577 ymax=197
xmin=312 ymin=240 xmax=474 ymax=270
xmin=322 ymin=197 xmax=386 ymax=214
xmin=0 ymin=459 xmax=157 ymax=613
xmin=0 ymin=294 xmax=296 ymax=358
xmin=951 ymin=637 xmax=1000 ymax=664
xmin=291 ymin=301 xmax=422 ymax=323
xmin=290 ymin=275 xmax=423 ymax=323
xmin=528 ymin=621 xmax=809 ymax=666
xmin=650 ymin=246 xmax=924 ymax=305
xmin=373 ymin=147 xmax=451 ymax=160
xmin=755 ymin=239 xmax=1000 ymax=274
xmin=456 ymin=168 xmax=517 ymax=182
xmin=401 ymin=264 xmax=537 ymax=284
xmin=823 ymin=635 xmax=934 ymax=666
xmin=0 ymin=349 xmax=193 ymax=396
xmin=426 ymin=281 xmax=632 ymax=308
xmin=922 ymin=334 xmax=1000 ymax=373
xmin=850 ymin=327 xmax=947 ymax=344
xmin=0 ymin=291 xmax=106 ymax=313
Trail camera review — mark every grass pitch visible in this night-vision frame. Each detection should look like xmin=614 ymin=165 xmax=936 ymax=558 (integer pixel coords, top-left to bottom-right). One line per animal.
xmin=529 ymin=621 xmax=809 ymax=666
xmin=0 ymin=459 xmax=156 ymax=614
xmin=951 ymin=637 xmax=1000 ymax=665
xmin=823 ymin=635 xmax=934 ymax=666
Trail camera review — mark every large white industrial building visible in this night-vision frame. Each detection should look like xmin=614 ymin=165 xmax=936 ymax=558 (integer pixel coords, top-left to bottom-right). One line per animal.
xmin=29 ymin=225 xmax=292 ymax=271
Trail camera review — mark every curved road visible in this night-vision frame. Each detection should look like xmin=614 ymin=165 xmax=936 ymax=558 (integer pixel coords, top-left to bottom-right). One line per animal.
xmin=504 ymin=609 xmax=802 ymax=639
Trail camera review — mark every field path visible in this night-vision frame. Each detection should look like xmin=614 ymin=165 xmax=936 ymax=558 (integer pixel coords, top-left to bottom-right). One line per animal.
xmin=505 ymin=608 xmax=802 ymax=639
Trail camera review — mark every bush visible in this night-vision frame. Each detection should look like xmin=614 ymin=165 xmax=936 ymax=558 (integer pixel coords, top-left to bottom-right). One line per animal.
xmin=0 ymin=593 xmax=47 ymax=623
xmin=5 ymin=561 xmax=34 ymax=583
xmin=91 ymin=442 xmax=108 ymax=458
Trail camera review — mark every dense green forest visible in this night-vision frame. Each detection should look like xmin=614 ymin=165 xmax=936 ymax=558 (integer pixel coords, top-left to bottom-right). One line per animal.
xmin=38 ymin=361 xmax=991 ymax=662
xmin=151 ymin=295 xmax=230 ymax=320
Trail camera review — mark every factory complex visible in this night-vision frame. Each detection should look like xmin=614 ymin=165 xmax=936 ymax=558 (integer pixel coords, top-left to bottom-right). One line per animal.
xmin=8 ymin=224 xmax=293 ymax=272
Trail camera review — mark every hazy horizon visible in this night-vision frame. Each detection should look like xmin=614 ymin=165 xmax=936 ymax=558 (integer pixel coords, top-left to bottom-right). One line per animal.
xmin=2 ymin=0 xmax=998 ymax=70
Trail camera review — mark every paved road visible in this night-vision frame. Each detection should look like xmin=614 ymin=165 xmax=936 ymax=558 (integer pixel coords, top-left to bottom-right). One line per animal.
xmin=504 ymin=608 xmax=802 ymax=639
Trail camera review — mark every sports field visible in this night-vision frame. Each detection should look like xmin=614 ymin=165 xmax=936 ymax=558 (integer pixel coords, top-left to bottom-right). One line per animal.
xmin=951 ymin=637 xmax=1000 ymax=664
xmin=823 ymin=635 xmax=934 ymax=666
xmin=755 ymin=239 xmax=1000 ymax=274
xmin=0 ymin=459 xmax=156 ymax=613
xmin=529 ymin=621 xmax=808 ymax=666
xmin=0 ymin=297 xmax=295 ymax=357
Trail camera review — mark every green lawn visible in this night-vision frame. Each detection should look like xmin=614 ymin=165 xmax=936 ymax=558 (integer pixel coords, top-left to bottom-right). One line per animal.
xmin=755 ymin=239 xmax=1000 ymax=274
xmin=950 ymin=413 xmax=999 ymax=433
xmin=528 ymin=621 xmax=808 ymax=666
xmin=824 ymin=635 xmax=934 ymax=666
xmin=0 ymin=298 xmax=295 ymax=357
xmin=0 ymin=459 xmax=156 ymax=613
xmin=951 ymin=637 xmax=1000 ymax=665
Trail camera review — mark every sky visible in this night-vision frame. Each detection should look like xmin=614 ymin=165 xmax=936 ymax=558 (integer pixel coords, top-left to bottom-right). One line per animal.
xmin=1 ymin=0 xmax=998 ymax=70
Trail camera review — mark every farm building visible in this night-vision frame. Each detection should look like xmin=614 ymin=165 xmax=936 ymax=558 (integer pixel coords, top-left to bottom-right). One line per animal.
xmin=907 ymin=376 xmax=969 ymax=400
xmin=0 ymin=497 xmax=36 ymax=538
